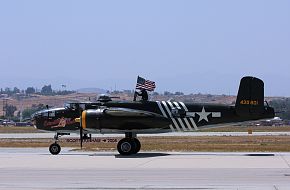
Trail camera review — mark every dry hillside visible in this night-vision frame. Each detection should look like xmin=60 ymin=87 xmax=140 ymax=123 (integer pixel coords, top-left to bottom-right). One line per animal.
xmin=0 ymin=92 xmax=282 ymax=117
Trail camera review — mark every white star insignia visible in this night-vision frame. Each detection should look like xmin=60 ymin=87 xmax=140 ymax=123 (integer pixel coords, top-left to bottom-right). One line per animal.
xmin=197 ymin=107 xmax=211 ymax=122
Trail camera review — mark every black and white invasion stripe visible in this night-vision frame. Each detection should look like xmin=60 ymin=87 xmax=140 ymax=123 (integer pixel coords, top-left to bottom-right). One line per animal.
xmin=156 ymin=101 xmax=198 ymax=132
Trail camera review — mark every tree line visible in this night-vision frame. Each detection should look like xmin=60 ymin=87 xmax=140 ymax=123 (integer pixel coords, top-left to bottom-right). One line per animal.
xmin=269 ymin=98 xmax=290 ymax=120
xmin=0 ymin=103 xmax=46 ymax=121
xmin=0 ymin=85 xmax=75 ymax=96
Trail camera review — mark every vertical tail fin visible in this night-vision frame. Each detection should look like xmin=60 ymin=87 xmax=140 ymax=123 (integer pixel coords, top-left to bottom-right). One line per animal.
xmin=235 ymin=76 xmax=265 ymax=116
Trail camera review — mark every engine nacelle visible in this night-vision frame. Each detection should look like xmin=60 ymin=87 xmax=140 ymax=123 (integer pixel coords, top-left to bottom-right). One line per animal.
xmin=80 ymin=108 xmax=170 ymax=131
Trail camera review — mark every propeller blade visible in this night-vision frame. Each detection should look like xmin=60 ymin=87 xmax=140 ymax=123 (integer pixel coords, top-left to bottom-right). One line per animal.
xmin=80 ymin=127 xmax=83 ymax=149
xmin=77 ymin=111 xmax=84 ymax=149
xmin=75 ymin=116 xmax=83 ymax=149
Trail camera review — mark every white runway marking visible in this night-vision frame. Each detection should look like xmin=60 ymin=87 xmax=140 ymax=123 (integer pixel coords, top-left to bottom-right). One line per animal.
xmin=0 ymin=148 xmax=289 ymax=189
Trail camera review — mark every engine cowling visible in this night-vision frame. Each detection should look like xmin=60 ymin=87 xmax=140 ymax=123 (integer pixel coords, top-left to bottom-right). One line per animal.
xmin=79 ymin=108 xmax=170 ymax=131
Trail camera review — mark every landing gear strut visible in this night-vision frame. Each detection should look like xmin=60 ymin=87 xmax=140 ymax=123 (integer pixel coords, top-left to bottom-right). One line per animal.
xmin=117 ymin=132 xmax=141 ymax=155
xmin=49 ymin=133 xmax=70 ymax=155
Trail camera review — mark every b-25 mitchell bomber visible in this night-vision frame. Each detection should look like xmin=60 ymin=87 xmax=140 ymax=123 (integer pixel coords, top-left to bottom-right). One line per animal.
xmin=32 ymin=76 xmax=274 ymax=155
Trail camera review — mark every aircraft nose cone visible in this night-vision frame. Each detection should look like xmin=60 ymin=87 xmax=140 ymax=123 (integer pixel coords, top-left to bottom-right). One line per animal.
xmin=31 ymin=112 xmax=41 ymax=128
xmin=31 ymin=116 xmax=37 ymax=128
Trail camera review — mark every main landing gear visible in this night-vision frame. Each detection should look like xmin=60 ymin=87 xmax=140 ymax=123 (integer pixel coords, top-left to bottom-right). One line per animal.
xmin=49 ymin=133 xmax=70 ymax=155
xmin=117 ymin=132 xmax=141 ymax=155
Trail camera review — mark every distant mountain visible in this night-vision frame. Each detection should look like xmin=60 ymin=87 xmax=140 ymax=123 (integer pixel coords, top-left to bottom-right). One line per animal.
xmin=76 ymin=88 xmax=107 ymax=94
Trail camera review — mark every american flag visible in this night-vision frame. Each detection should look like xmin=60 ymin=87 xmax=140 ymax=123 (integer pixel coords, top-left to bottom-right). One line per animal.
xmin=135 ymin=76 xmax=156 ymax=91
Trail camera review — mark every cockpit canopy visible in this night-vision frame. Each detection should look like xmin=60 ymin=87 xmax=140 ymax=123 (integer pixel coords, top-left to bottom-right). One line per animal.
xmin=32 ymin=108 xmax=65 ymax=118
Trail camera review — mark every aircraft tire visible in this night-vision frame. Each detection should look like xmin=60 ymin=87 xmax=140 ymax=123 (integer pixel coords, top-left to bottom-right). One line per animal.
xmin=49 ymin=143 xmax=61 ymax=155
xmin=117 ymin=138 xmax=135 ymax=155
xmin=131 ymin=138 xmax=141 ymax=154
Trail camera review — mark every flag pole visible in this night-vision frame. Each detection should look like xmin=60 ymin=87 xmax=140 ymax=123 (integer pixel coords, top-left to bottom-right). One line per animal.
xmin=133 ymin=76 xmax=139 ymax=101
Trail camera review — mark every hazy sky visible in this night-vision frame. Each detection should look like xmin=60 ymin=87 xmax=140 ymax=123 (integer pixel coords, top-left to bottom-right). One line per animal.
xmin=0 ymin=0 xmax=289 ymax=96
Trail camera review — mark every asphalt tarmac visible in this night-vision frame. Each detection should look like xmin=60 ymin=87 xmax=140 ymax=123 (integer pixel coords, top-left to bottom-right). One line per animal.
xmin=0 ymin=148 xmax=290 ymax=189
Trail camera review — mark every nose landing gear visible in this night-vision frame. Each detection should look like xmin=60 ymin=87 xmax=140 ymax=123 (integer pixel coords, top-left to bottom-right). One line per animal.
xmin=49 ymin=143 xmax=61 ymax=155
xmin=49 ymin=133 xmax=70 ymax=155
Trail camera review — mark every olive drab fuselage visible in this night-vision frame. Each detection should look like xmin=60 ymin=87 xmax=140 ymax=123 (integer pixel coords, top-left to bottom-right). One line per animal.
xmin=33 ymin=100 xmax=274 ymax=134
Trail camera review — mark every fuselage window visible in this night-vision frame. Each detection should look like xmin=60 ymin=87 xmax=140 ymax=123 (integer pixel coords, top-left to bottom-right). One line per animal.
xmin=171 ymin=108 xmax=186 ymax=118
xmin=171 ymin=108 xmax=179 ymax=117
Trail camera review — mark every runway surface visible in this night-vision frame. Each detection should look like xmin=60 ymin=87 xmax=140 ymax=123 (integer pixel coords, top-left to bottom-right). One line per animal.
xmin=0 ymin=148 xmax=290 ymax=189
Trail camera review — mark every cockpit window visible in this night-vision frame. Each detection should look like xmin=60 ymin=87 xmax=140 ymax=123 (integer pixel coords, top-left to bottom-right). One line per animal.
xmin=64 ymin=103 xmax=71 ymax=109
xmin=70 ymin=103 xmax=77 ymax=109
xmin=41 ymin=112 xmax=48 ymax=117
xmin=79 ymin=104 xmax=85 ymax=110
xmin=48 ymin=111 xmax=55 ymax=117
xmin=37 ymin=110 xmax=56 ymax=117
